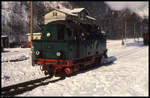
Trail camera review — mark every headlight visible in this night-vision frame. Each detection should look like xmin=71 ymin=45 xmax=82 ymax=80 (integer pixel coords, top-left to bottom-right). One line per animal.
xmin=36 ymin=50 xmax=40 ymax=55
xmin=47 ymin=32 xmax=51 ymax=37
xmin=56 ymin=51 xmax=61 ymax=57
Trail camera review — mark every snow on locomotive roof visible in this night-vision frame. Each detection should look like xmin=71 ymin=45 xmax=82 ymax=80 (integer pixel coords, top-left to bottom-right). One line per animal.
xmin=86 ymin=15 xmax=96 ymax=20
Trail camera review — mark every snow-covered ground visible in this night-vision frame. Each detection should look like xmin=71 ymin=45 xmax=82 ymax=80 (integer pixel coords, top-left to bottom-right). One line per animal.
xmin=1 ymin=38 xmax=149 ymax=96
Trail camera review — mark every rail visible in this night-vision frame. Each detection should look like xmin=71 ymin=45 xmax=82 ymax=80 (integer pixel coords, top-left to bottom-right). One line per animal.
xmin=1 ymin=76 xmax=63 ymax=97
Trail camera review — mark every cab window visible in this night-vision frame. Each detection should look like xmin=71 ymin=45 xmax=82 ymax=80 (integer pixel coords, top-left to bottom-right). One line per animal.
xmin=57 ymin=24 xmax=65 ymax=40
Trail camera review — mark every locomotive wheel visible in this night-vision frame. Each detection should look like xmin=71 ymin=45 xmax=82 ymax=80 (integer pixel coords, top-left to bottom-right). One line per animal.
xmin=44 ymin=70 xmax=54 ymax=77
xmin=45 ymin=65 xmax=54 ymax=77
xmin=79 ymin=64 xmax=85 ymax=70
xmin=95 ymin=57 xmax=101 ymax=65
xmin=49 ymin=72 xmax=54 ymax=78
xmin=44 ymin=71 xmax=49 ymax=75
xmin=65 ymin=68 xmax=71 ymax=75
xmin=48 ymin=71 xmax=54 ymax=78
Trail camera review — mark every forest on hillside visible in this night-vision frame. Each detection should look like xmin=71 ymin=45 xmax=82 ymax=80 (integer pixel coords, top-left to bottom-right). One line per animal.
xmin=2 ymin=1 xmax=148 ymax=42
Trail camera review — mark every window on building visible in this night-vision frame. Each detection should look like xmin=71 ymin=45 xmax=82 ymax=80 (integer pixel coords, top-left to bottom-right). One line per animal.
xmin=53 ymin=12 xmax=57 ymax=16
xmin=35 ymin=37 xmax=38 ymax=39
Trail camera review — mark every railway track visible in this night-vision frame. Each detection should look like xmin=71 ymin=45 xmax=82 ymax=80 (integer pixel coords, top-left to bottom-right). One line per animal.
xmin=1 ymin=60 xmax=115 ymax=97
xmin=1 ymin=76 xmax=63 ymax=97
xmin=1 ymin=55 xmax=116 ymax=97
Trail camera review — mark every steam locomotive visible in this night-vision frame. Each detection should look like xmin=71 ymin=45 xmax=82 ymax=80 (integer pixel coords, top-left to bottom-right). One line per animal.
xmin=32 ymin=20 xmax=107 ymax=77
xmin=32 ymin=8 xmax=107 ymax=77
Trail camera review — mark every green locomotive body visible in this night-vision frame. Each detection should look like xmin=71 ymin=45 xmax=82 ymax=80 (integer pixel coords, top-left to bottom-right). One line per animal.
xmin=32 ymin=19 xmax=107 ymax=77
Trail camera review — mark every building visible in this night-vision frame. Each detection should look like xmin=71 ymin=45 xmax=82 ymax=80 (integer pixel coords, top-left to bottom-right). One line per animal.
xmin=26 ymin=33 xmax=42 ymax=42
xmin=1 ymin=35 xmax=9 ymax=48
xmin=44 ymin=7 xmax=96 ymax=24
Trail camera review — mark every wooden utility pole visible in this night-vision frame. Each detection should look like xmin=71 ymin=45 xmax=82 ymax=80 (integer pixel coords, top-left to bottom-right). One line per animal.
xmin=30 ymin=1 xmax=33 ymax=46
xmin=30 ymin=1 xmax=33 ymax=66
xmin=124 ymin=20 xmax=127 ymax=41
xmin=121 ymin=19 xmax=125 ymax=45
xmin=133 ymin=23 xmax=136 ymax=41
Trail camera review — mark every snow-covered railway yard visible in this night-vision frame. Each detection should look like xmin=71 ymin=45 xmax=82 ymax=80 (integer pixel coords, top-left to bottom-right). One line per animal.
xmin=1 ymin=38 xmax=149 ymax=96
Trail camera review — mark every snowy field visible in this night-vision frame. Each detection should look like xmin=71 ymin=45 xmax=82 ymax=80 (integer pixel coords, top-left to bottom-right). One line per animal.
xmin=1 ymin=38 xmax=149 ymax=96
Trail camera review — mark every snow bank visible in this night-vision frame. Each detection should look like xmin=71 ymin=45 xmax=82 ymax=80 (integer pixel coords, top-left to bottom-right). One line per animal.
xmin=2 ymin=54 xmax=29 ymax=62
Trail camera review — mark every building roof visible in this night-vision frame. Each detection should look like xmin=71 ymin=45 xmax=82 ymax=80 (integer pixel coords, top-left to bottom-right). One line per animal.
xmin=54 ymin=8 xmax=96 ymax=20
xmin=47 ymin=7 xmax=96 ymax=22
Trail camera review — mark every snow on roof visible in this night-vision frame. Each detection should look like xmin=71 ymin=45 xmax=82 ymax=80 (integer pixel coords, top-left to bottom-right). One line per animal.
xmin=70 ymin=8 xmax=85 ymax=13
xmin=54 ymin=8 xmax=77 ymax=16
xmin=101 ymin=31 xmax=106 ymax=33
xmin=86 ymin=15 xmax=96 ymax=20
xmin=26 ymin=33 xmax=41 ymax=36
xmin=1 ymin=35 xmax=8 ymax=37
xmin=49 ymin=7 xmax=95 ymax=21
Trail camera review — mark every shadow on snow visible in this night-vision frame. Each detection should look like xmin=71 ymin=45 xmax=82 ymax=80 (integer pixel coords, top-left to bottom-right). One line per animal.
xmin=68 ymin=59 xmax=115 ymax=77
xmin=125 ymin=40 xmax=145 ymax=47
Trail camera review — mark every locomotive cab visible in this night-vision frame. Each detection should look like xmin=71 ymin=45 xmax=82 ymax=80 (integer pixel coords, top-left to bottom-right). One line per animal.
xmin=41 ymin=21 xmax=75 ymax=41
